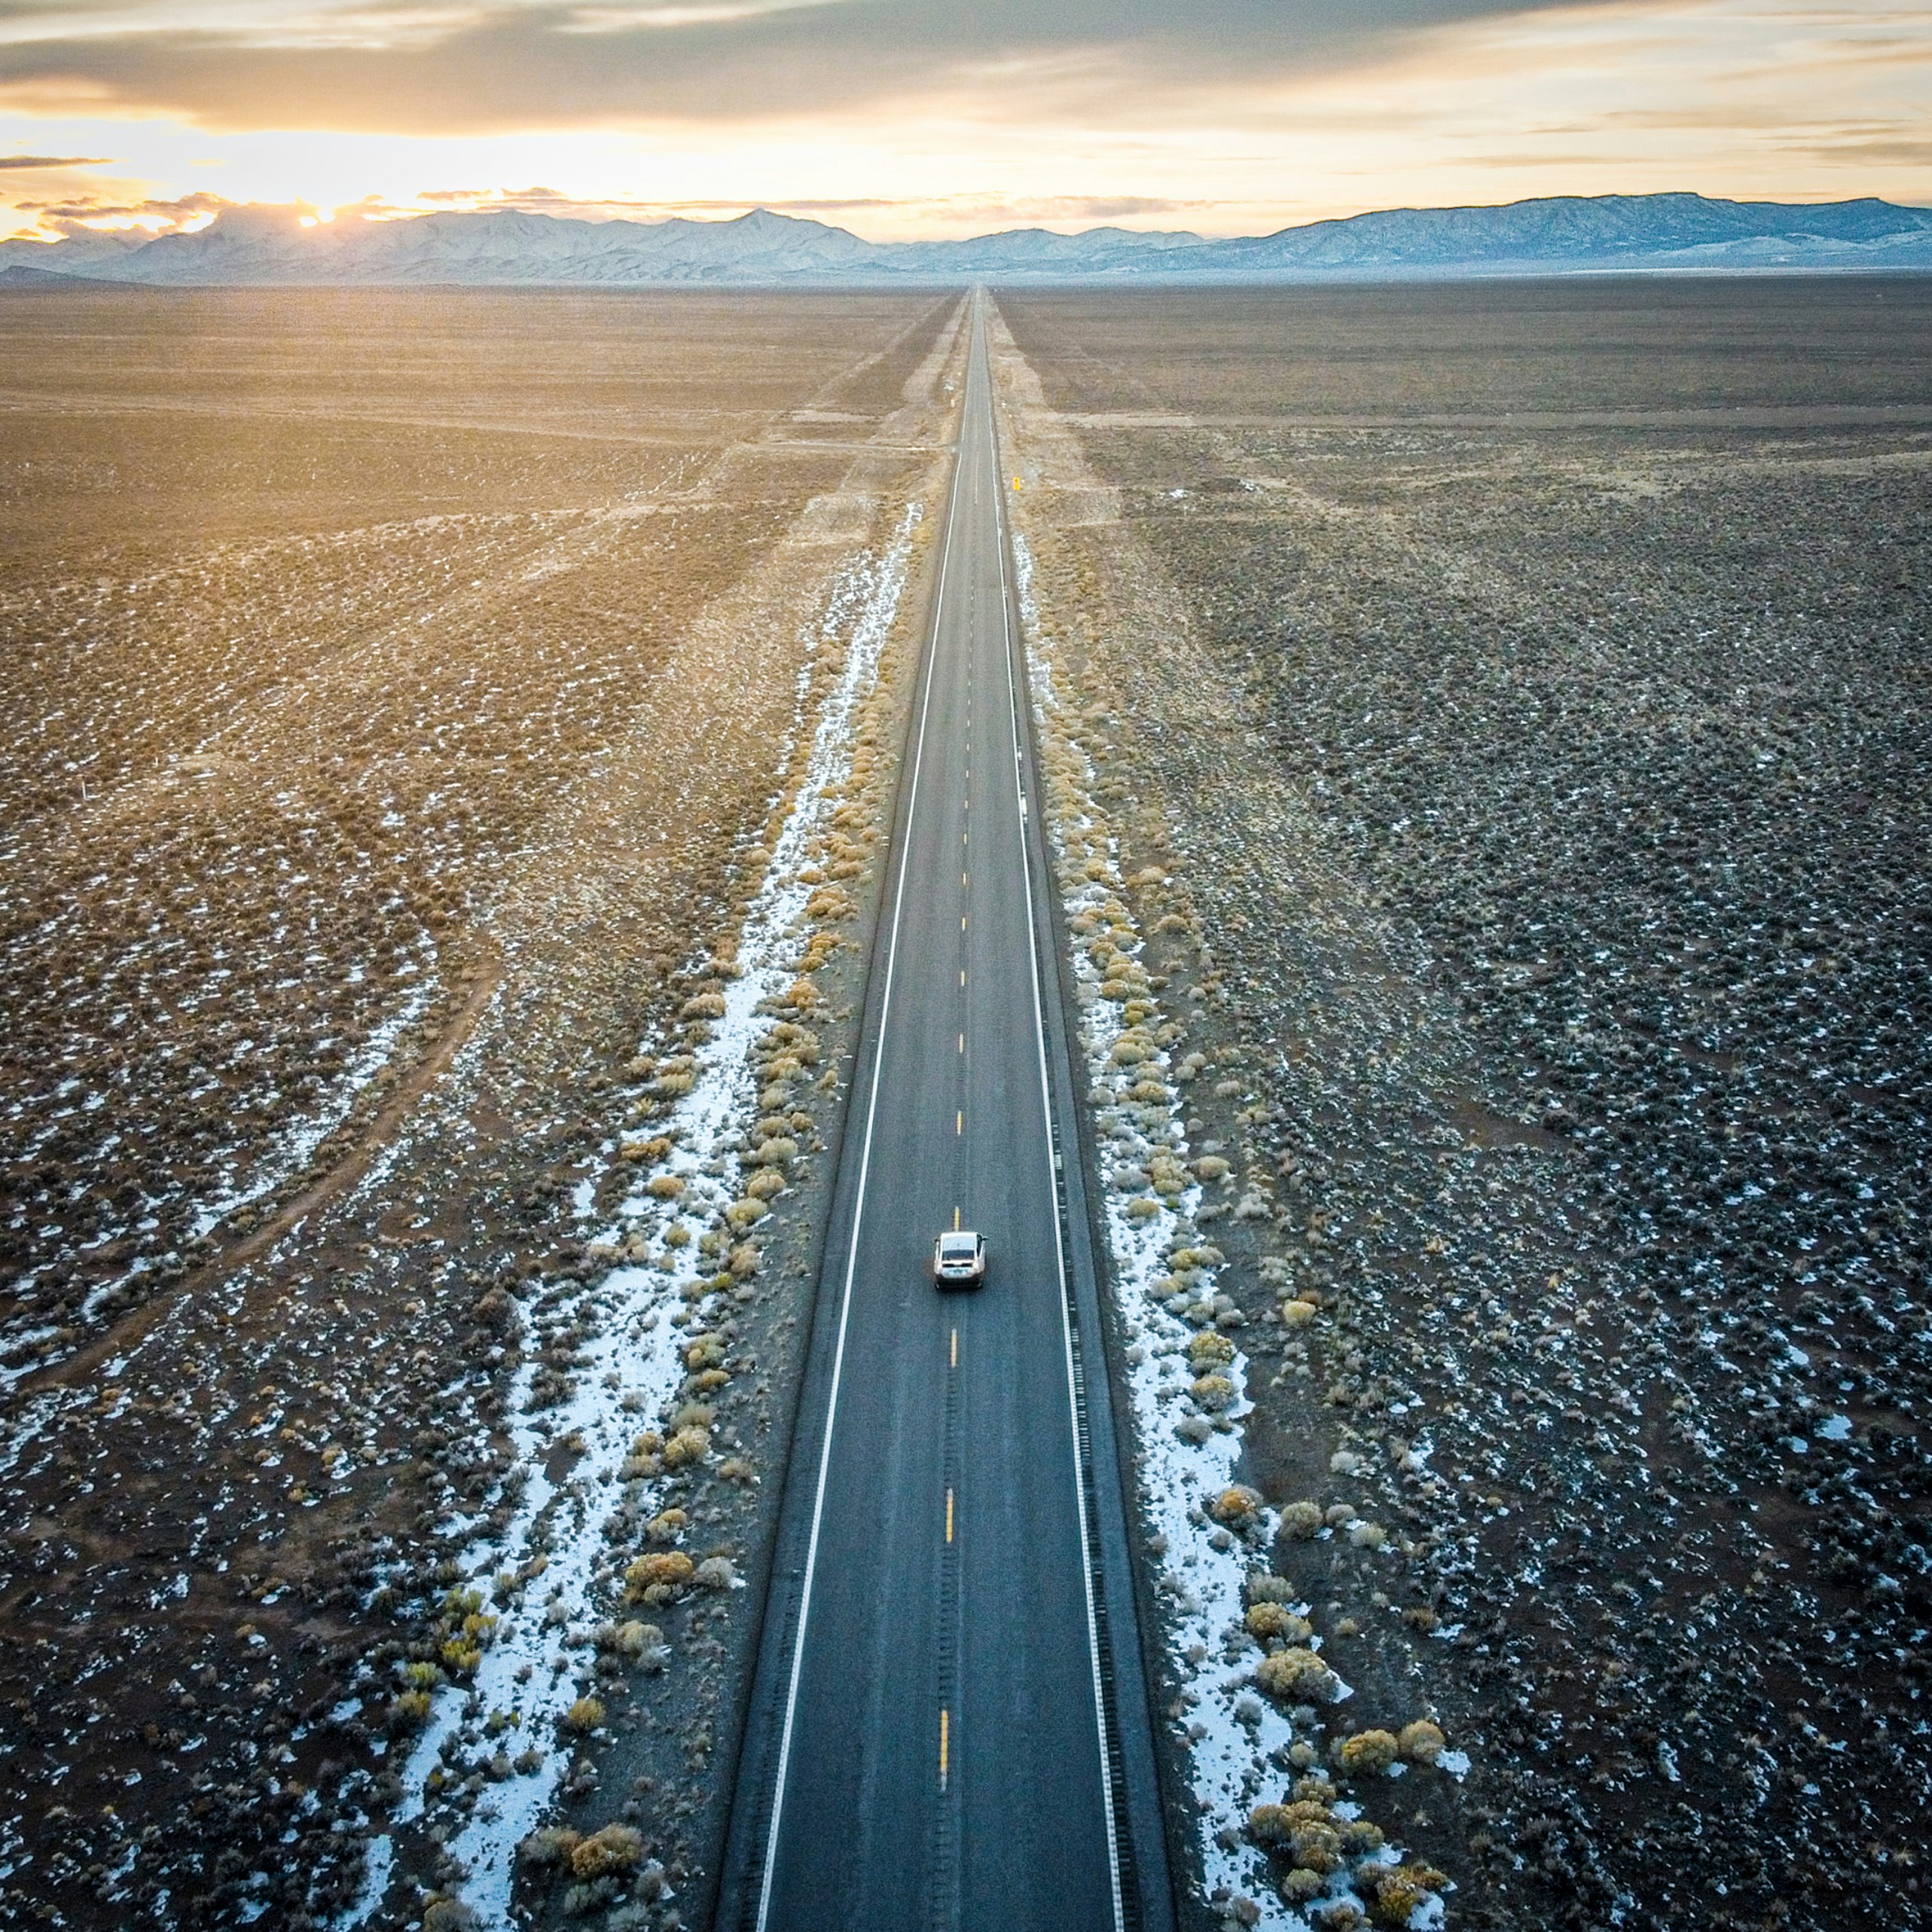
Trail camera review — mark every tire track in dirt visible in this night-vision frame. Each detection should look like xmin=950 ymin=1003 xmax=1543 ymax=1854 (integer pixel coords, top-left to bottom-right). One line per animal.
xmin=26 ymin=938 xmax=506 ymax=1396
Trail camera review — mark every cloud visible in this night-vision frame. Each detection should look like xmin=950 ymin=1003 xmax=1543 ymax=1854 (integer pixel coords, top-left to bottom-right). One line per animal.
xmin=1793 ymin=136 xmax=1932 ymax=164
xmin=0 ymin=0 xmax=1616 ymax=136
xmin=17 ymin=189 xmax=229 ymax=224
xmin=0 ymin=152 xmax=113 ymax=167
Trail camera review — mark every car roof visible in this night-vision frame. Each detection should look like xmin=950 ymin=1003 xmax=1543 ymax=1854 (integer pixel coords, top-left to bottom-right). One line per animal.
xmin=939 ymin=1231 xmax=978 ymax=1248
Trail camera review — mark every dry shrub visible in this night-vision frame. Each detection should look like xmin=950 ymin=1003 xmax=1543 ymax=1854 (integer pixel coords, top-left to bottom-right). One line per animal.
xmin=569 ymin=1824 xmax=645 ymax=1880
xmin=646 ymin=1174 xmax=686 ymax=1199
xmin=1189 ymin=1331 xmax=1235 ymax=1368
xmin=679 ymin=993 xmax=728 ymax=1021
xmin=624 ymin=1552 xmax=694 ymax=1600
xmin=1246 ymin=1571 xmax=1295 ymax=1605
xmin=1246 ymin=1601 xmax=1314 ymax=1644
xmin=1248 ymin=1802 xmax=1293 ymax=1845
xmin=1282 ymin=1299 xmax=1319 ymax=1326
xmin=560 ymin=1695 xmax=606 ymax=1734
xmin=1209 ymin=1485 xmax=1262 ymax=1525
xmin=645 ymin=1508 xmax=688 ymax=1542
xmin=1279 ymin=1500 xmax=1323 ymax=1540
xmin=1280 ymin=1868 xmax=1325 ymax=1903
xmin=694 ymin=1555 xmax=737 ymax=1590
xmin=1334 ymin=1728 xmax=1400 ymax=1776
xmin=1399 ymin=1718 xmax=1447 ymax=1765
xmin=1255 ymin=1647 xmax=1336 ymax=1702
xmin=612 ymin=1620 xmax=663 ymax=1659
xmin=1190 ymin=1373 xmax=1235 ymax=1412
xmin=1363 ymin=1863 xmax=1448 ymax=1928
xmin=1194 ymin=1155 xmax=1232 ymax=1182
xmin=661 ymin=1424 xmax=710 ymax=1468
xmin=1280 ymin=1801 xmax=1345 ymax=1873
xmin=518 ymin=1827 xmax=582 ymax=1869
xmin=391 ymin=1689 xmax=432 ymax=1727
xmin=422 ymin=1900 xmax=479 ymax=1932
xmin=745 ymin=1168 xmax=785 ymax=1200
xmin=725 ymin=1197 xmax=768 ymax=1230
xmin=682 ymin=1334 xmax=724 ymax=1370
xmin=1170 ymin=1243 xmax=1225 ymax=1269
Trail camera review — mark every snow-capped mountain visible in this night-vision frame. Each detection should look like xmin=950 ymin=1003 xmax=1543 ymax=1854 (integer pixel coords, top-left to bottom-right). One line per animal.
xmin=2 ymin=194 xmax=1927 ymax=287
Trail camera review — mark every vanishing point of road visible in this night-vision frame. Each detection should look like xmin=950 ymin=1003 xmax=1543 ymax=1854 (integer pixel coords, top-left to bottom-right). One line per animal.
xmin=717 ymin=295 xmax=1177 ymax=1931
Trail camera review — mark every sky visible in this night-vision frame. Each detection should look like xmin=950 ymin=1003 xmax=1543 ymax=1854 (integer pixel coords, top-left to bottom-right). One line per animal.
xmin=1 ymin=0 xmax=1928 ymax=243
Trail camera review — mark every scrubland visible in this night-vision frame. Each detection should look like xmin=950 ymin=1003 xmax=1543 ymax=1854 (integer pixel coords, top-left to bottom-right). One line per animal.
xmin=997 ymin=279 xmax=1932 ymax=1931
xmin=0 ymin=285 xmax=960 ymax=1927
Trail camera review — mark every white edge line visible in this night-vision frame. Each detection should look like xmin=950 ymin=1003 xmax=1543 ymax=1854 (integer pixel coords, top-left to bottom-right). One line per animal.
xmin=986 ymin=291 xmax=1130 ymax=1932
xmin=753 ymin=291 xmax=972 ymax=1932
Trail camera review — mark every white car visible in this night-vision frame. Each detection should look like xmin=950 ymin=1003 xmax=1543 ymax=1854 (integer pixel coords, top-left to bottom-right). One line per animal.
xmin=932 ymin=1230 xmax=987 ymax=1287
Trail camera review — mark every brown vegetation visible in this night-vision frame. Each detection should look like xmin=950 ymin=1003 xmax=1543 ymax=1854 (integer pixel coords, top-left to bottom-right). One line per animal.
xmin=997 ymin=279 xmax=1932 ymax=1930
xmin=0 ymin=285 xmax=959 ymax=1930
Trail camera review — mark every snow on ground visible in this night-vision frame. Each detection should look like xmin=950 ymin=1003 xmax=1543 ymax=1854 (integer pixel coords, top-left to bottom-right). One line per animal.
xmin=340 ymin=506 xmax=919 ymax=1931
xmin=190 ymin=981 xmax=435 ymax=1243
xmin=1015 ymin=534 xmax=1435 ymax=1931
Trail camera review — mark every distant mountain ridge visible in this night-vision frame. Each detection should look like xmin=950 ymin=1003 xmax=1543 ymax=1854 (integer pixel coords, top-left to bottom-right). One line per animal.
xmin=5 ymin=193 xmax=1930 ymax=288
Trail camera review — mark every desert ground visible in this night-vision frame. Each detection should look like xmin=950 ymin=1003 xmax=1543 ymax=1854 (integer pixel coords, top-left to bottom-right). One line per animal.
xmin=995 ymin=276 xmax=1932 ymax=1931
xmin=0 ymin=283 xmax=963 ymax=1928
xmin=2 ymin=273 xmax=1927 ymax=1932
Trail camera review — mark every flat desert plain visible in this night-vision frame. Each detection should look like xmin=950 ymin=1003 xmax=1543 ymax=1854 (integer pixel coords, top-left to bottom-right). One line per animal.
xmin=0 ymin=285 xmax=961 ymax=1930
xmin=996 ymin=276 xmax=1932 ymax=1931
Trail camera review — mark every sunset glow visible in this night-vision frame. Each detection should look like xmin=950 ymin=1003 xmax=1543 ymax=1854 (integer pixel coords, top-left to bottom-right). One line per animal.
xmin=2 ymin=0 xmax=1928 ymax=243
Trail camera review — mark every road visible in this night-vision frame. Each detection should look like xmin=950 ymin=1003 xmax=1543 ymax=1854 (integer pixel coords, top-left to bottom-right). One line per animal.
xmin=717 ymin=295 xmax=1175 ymax=1932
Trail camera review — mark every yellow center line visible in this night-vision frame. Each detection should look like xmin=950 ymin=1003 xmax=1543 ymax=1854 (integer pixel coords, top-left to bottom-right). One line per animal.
xmin=945 ymin=1487 xmax=954 ymax=1543
xmin=956 ymin=1109 xmax=963 ymax=1135
xmin=957 ymin=1032 xmax=963 ymax=1053
xmin=939 ymin=1708 xmax=950 ymax=1793
xmin=954 ymin=1205 xmax=961 ymax=1230
xmin=962 ymin=914 xmax=968 ymax=931
xmin=960 ymin=969 xmax=966 ymax=986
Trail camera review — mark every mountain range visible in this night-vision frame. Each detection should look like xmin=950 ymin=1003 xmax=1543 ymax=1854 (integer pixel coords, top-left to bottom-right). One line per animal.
xmin=4 ymin=193 xmax=1930 ymax=288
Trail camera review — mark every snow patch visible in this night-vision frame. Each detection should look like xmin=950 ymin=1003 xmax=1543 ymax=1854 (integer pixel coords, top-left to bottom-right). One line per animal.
xmin=338 ymin=506 xmax=920 ymax=1930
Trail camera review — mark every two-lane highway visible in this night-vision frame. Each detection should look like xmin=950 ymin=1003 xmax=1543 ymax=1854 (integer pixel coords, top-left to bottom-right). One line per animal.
xmin=719 ymin=295 xmax=1174 ymax=1932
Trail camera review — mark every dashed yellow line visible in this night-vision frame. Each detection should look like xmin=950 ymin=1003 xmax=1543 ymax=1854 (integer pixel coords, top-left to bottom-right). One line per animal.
xmin=945 ymin=1487 xmax=954 ymax=1543
xmin=951 ymin=1326 xmax=957 ymax=1368
xmin=956 ymin=1109 xmax=963 ymax=1136
xmin=939 ymin=1708 xmax=950 ymax=1792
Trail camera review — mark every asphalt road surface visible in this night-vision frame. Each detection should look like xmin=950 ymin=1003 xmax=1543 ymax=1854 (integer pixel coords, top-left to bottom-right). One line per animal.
xmin=718 ymin=296 xmax=1175 ymax=1932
